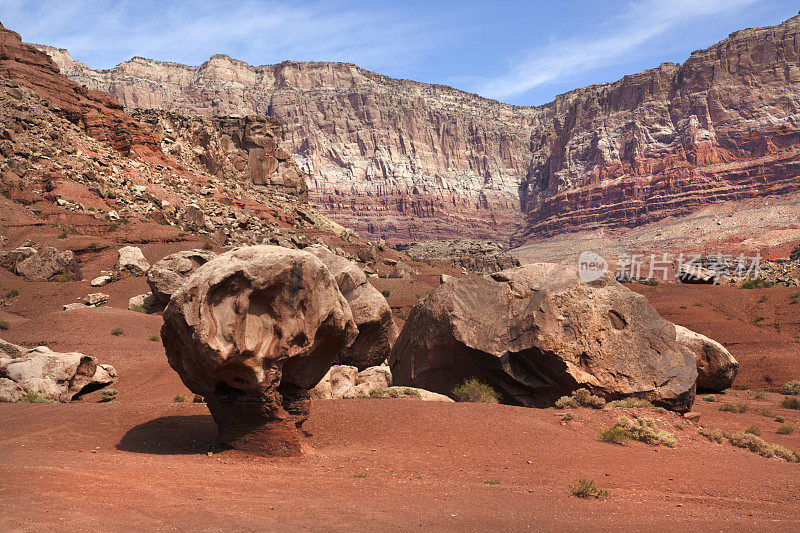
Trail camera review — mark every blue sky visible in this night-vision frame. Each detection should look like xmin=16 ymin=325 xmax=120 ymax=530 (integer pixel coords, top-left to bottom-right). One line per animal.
xmin=1 ymin=0 xmax=798 ymax=106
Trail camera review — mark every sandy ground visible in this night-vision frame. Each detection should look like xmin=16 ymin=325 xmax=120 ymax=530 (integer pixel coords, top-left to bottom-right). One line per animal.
xmin=1 ymin=219 xmax=799 ymax=531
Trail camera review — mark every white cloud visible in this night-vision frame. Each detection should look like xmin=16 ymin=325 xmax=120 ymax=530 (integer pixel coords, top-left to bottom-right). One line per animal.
xmin=0 ymin=0 xmax=454 ymax=73
xmin=474 ymin=0 xmax=758 ymax=101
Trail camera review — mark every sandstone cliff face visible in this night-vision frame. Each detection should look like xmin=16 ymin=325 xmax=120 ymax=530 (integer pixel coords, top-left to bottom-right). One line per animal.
xmin=130 ymin=109 xmax=308 ymax=201
xmin=37 ymin=13 xmax=800 ymax=244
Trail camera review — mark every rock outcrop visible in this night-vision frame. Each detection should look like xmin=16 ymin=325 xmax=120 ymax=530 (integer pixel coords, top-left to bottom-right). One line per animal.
xmin=306 ymin=245 xmax=398 ymax=369
xmin=395 ymin=240 xmax=520 ymax=274
xmin=14 ymin=246 xmax=81 ymax=282
xmin=147 ymin=249 xmax=217 ymax=305
xmin=389 ymin=263 xmax=697 ymax=411
xmin=38 ymin=14 xmax=800 ymax=244
xmin=161 ymin=245 xmax=357 ymax=455
xmin=675 ymin=325 xmax=738 ymax=392
xmin=130 ymin=110 xmax=308 ymax=201
xmin=116 ymin=246 xmax=150 ymax=276
xmin=0 ymin=341 xmax=117 ymax=402
xmin=0 ymin=23 xmax=166 ymax=161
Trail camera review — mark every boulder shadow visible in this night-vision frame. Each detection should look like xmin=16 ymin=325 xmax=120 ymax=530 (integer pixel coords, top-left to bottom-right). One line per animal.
xmin=117 ymin=415 xmax=218 ymax=455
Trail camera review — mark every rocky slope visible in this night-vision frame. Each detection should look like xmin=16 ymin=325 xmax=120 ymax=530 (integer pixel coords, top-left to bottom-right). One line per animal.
xmin=35 ymin=13 xmax=800 ymax=246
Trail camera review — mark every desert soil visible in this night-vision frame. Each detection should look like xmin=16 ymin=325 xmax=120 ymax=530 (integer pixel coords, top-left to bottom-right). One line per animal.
xmin=1 ymin=231 xmax=799 ymax=531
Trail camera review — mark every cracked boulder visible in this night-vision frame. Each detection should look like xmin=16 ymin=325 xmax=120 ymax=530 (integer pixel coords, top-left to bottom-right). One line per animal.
xmin=389 ymin=263 xmax=697 ymax=411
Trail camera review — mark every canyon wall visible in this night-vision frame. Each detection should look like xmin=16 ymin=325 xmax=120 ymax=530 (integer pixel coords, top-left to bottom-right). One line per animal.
xmin=35 ymin=12 xmax=800 ymax=244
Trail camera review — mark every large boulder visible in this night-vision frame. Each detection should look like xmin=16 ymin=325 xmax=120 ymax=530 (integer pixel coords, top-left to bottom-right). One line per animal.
xmin=675 ymin=325 xmax=738 ymax=391
xmin=0 ymin=345 xmax=117 ymax=402
xmin=147 ymin=249 xmax=217 ymax=305
xmin=15 ymin=246 xmax=81 ymax=281
xmin=116 ymin=246 xmax=150 ymax=276
xmin=390 ymin=263 xmax=697 ymax=411
xmin=306 ymin=245 xmax=399 ymax=369
xmin=161 ymin=245 xmax=357 ymax=456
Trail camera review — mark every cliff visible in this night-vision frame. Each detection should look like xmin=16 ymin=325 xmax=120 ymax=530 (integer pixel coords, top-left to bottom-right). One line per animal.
xmin=35 ymin=13 xmax=800 ymax=245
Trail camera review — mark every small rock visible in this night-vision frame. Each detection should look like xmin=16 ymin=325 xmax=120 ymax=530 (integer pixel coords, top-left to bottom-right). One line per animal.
xmin=83 ymin=292 xmax=109 ymax=307
xmin=90 ymin=275 xmax=112 ymax=287
xmin=682 ymin=411 xmax=701 ymax=422
xmin=62 ymin=303 xmax=84 ymax=311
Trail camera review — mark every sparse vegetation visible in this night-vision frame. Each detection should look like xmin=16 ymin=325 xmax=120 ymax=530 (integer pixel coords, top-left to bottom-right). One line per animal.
xmin=0 ymin=320 xmax=9 ymax=330
xmin=644 ymin=278 xmax=660 ymax=286
xmin=110 ymin=326 xmax=124 ymax=336
xmin=608 ymin=397 xmax=654 ymax=409
xmin=719 ymin=402 xmax=748 ymax=413
xmin=561 ymin=412 xmax=574 ymax=422
xmin=351 ymin=472 xmax=369 ymax=479
xmin=776 ymin=415 xmax=786 ymax=423
xmin=757 ymin=408 xmax=775 ymax=418
xmin=172 ymin=392 xmax=189 ymax=403
xmin=744 ymin=425 xmax=761 ymax=436
xmin=451 ymin=379 xmax=499 ymax=403
xmin=751 ymin=389 xmax=767 ymax=400
xmin=202 ymin=242 xmax=213 ymax=250
xmin=703 ymin=395 xmax=716 ymax=402
xmin=757 ymin=295 xmax=768 ymax=303
xmin=149 ymin=334 xmax=159 ymax=342
xmin=599 ymin=416 xmax=676 ymax=446
xmin=777 ymin=424 xmax=795 ymax=435
xmin=21 ymin=392 xmax=54 ymax=404
xmin=99 ymin=388 xmax=118 ymax=402
xmin=381 ymin=289 xmax=391 ymax=298
xmin=6 ymin=288 xmax=20 ymax=298
xmin=781 ymin=396 xmax=800 ymax=410
xmin=740 ymin=278 xmax=773 ymax=289
xmin=749 ymin=316 xmax=766 ymax=326
xmin=789 ymin=291 xmax=800 ymax=304
xmin=57 ymin=231 xmax=67 ymax=239
xmin=367 ymin=386 xmax=422 ymax=399
xmin=88 ymin=242 xmax=98 ymax=250
xmin=700 ymin=428 xmax=799 ymax=462
xmin=483 ymin=480 xmax=500 ymax=485
xmin=130 ymin=305 xmax=146 ymax=313
xmin=780 ymin=381 xmax=800 ymax=395
xmin=570 ymin=478 xmax=609 ymax=499
xmin=57 ymin=273 xmax=72 ymax=282
xmin=555 ymin=388 xmax=606 ymax=409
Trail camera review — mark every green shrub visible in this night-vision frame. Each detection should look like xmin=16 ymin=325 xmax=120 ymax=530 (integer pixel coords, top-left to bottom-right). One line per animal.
xmin=381 ymin=289 xmax=391 ymax=298
xmin=368 ymin=386 xmax=389 ymax=398
xmin=608 ymin=398 xmax=654 ymax=409
xmin=776 ymin=415 xmax=786 ymax=423
xmin=149 ymin=334 xmax=159 ymax=342
xmin=130 ymin=305 xmax=146 ymax=313
xmin=483 ymin=480 xmax=500 ymax=485
xmin=751 ymin=389 xmax=767 ymax=399
xmin=172 ymin=392 xmax=189 ymax=403
xmin=556 ymin=388 xmax=605 ymax=409
xmin=719 ymin=403 xmax=748 ymax=413
xmin=352 ymin=472 xmax=369 ymax=479
xmin=202 ymin=242 xmax=213 ymax=250
xmin=57 ymin=232 xmax=67 ymax=239
xmin=99 ymin=388 xmax=118 ymax=402
xmin=599 ymin=425 xmax=629 ymax=445
xmin=777 ymin=424 xmax=795 ymax=435
xmin=570 ymin=478 xmax=609 ymax=499
xmin=0 ymin=320 xmax=9 ymax=330
xmin=56 ymin=273 xmax=72 ymax=282
xmin=749 ymin=316 xmax=766 ymax=326
xmin=644 ymin=278 xmax=660 ymax=286
xmin=555 ymin=395 xmax=579 ymax=409
xmin=781 ymin=381 xmax=800 ymax=395
xmin=451 ymin=379 xmax=499 ymax=403
xmin=6 ymin=288 xmax=20 ymax=298
xmin=88 ymin=242 xmax=98 ymax=250
xmin=740 ymin=278 xmax=773 ymax=289
xmin=110 ymin=326 xmax=124 ymax=336
xmin=757 ymin=408 xmax=775 ymax=418
xmin=781 ymin=396 xmax=800 ymax=410
xmin=700 ymin=428 xmax=800 ymax=462
xmin=744 ymin=426 xmax=761 ymax=436
xmin=21 ymin=392 xmax=55 ymax=403
xmin=620 ymin=416 xmax=676 ymax=446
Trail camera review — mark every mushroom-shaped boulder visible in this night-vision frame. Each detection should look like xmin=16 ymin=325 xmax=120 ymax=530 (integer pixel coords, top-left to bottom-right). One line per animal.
xmin=161 ymin=245 xmax=357 ymax=455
